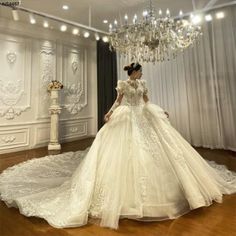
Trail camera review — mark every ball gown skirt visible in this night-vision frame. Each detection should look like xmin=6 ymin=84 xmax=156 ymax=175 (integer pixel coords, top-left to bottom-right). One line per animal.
xmin=0 ymin=80 xmax=236 ymax=229
xmin=0 ymin=104 xmax=236 ymax=228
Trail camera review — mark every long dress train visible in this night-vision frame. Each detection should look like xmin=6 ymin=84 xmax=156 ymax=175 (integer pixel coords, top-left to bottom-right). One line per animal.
xmin=0 ymin=79 xmax=236 ymax=229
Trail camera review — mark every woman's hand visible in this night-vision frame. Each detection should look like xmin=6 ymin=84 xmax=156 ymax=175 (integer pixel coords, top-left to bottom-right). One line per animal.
xmin=104 ymin=111 xmax=112 ymax=123
xmin=164 ymin=111 xmax=169 ymax=118
xmin=143 ymin=94 xmax=149 ymax=103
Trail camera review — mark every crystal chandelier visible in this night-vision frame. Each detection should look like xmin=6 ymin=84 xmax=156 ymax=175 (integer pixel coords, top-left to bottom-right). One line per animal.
xmin=108 ymin=0 xmax=202 ymax=63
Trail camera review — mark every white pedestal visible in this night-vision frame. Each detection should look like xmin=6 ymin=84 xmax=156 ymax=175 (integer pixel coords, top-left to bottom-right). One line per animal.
xmin=48 ymin=89 xmax=62 ymax=151
xmin=48 ymin=143 xmax=61 ymax=150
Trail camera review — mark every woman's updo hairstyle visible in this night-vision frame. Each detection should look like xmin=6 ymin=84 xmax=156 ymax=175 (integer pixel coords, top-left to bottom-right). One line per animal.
xmin=124 ymin=62 xmax=142 ymax=76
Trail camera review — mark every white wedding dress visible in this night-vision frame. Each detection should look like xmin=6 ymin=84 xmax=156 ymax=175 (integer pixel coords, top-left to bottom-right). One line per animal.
xmin=0 ymin=79 xmax=236 ymax=229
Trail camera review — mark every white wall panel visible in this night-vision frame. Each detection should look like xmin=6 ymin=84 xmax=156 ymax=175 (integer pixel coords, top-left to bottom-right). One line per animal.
xmin=0 ymin=34 xmax=31 ymax=120
xmin=0 ymin=18 xmax=97 ymax=154
xmin=0 ymin=127 xmax=29 ymax=151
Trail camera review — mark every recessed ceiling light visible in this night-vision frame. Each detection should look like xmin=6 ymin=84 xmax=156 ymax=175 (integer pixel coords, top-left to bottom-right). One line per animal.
xmin=205 ymin=14 xmax=212 ymax=22
xmin=30 ymin=19 xmax=36 ymax=24
xmin=60 ymin=25 xmax=67 ymax=32
xmin=29 ymin=14 xmax=36 ymax=24
xmin=102 ymin=36 xmax=109 ymax=42
xmin=72 ymin=28 xmax=79 ymax=35
xmin=103 ymin=20 xmax=108 ymax=24
xmin=83 ymin=31 xmax=90 ymax=38
xmin=216 ymin=12 xmax=224 ymax=19
xmin=43 ymin=21 xmax=49 ymax=28
xmin=62 ymin=5 xmax=69 ymax=10
xmin=95 ymin=33 xmax=100 ymax=40
xmin=166 ymin=8 xmax=170 ymax=16
xmin=12 ymin=9 xmax=19 ymax=21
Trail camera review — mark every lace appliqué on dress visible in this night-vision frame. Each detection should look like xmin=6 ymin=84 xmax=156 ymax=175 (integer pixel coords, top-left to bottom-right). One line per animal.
xmin=206 ymin=160 xmax=236 ymax=183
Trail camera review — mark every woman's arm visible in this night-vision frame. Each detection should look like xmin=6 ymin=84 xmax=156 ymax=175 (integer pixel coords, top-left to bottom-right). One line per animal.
xmin=143 ymin=94 xmax=149 ymax=103
xmin=104 ymin=93 xmax=124 ymax=122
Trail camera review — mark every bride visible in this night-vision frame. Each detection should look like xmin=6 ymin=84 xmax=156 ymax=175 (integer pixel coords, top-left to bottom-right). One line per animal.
xmin=0 ymin=62 xmax=236 ymax=230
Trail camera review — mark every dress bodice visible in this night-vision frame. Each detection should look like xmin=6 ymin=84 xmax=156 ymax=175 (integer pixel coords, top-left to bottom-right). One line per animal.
xmin=116 ymin=79 xmax=148 ymax=106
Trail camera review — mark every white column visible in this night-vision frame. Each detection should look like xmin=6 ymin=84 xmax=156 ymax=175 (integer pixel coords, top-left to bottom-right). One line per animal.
xmin=48 ymin=89 xmax=62 ymax=150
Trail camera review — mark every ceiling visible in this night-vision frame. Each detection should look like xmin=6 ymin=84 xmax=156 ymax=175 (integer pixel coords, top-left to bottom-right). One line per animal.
xmin=0 ymin=0 xmax=234 ymax=34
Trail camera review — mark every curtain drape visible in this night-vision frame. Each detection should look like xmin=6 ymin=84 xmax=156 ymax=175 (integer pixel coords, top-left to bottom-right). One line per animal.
xmin=97 ymin=40 xmax=117 ymax=130
xmin=117 ymin=5 xmax=236 ymax=151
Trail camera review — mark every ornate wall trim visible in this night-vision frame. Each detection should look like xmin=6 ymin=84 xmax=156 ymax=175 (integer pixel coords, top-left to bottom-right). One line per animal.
xmin=0 ymin=35 xmax=32 ymax=120
xmin=62 ymin=44 xmax=88 ymax=115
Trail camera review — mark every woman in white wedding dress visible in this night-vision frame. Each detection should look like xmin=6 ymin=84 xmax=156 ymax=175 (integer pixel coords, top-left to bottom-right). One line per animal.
xmin=0 ymin=62 xmax=236 ymax=230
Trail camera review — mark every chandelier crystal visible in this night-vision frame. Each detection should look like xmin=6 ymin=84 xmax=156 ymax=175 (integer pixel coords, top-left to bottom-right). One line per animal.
xmin=108 ymin=0 xmax=202 ymax=63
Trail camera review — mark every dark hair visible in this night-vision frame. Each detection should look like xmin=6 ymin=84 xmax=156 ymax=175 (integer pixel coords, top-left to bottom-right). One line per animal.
xmin=124 ymin=62 xmax=142 ymax=76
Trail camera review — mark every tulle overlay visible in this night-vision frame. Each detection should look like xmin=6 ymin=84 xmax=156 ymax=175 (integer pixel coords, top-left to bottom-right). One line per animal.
xmin=0 ymin=80 xmax=236 ymax=229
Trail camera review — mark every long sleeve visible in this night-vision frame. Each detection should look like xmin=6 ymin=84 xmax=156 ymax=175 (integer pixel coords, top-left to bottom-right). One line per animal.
xmin=141 ymin=80 xmax=149 ymax=103
xmin=107 ymin=80 xmax=125 ymax=113
xmin=141 ymin=79 xmax=148 ymax=95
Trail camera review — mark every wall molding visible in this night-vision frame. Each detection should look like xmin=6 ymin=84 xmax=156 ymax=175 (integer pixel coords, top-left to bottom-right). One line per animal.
xmin=61 ymin=121 xmax=88 ymax=141
xmin=37 ymin=40 xmax=56 ymax=119
xmin=0 ymin=34 xmax=32 ymax=120
xmin=34 ymin=120 xmax=88 ymax=146
xmin=0 ymin=115 xmax=94 ymax=127
xmin=0 ymin=21 xmax=97 ymax=154
xmin=0 ymin=128 xmax=30 ymax=150
xmin=62 ymin=44 xmax=88 ymax=115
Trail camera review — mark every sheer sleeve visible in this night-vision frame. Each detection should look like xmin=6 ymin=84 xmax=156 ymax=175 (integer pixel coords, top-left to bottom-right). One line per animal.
xmin=141 ymin=80 xmax=148 ymax=95
xmin=115 ymin=80 xmax=125 ymax=95
xmin=107 ymin=81 xmax=124 ymax=113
